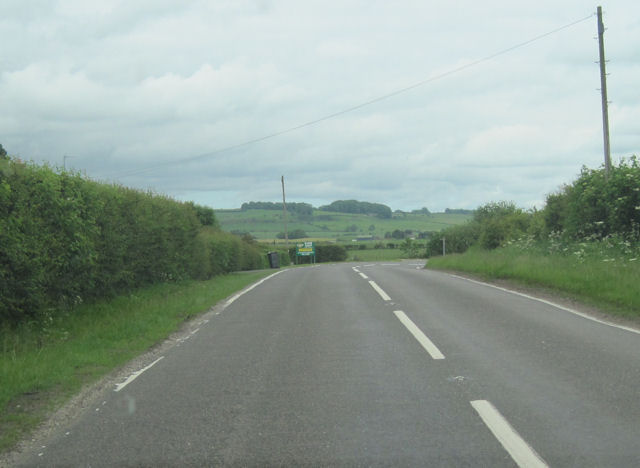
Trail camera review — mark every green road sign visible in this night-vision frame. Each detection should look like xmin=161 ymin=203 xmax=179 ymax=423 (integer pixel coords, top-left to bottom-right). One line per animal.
xmin=296 ymin=241 xmax=315 ymax=256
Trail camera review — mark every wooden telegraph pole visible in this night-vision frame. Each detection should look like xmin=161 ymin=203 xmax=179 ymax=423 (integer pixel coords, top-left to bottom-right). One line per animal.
xmin=597 ymin=6 xmax=612 ymax=178
xmin=281 ymin=176 xmax=289 ymax=249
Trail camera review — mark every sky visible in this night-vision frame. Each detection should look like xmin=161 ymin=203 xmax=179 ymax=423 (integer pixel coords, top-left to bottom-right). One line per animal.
xmin=1 ymin=1 xmax=638 ymax=212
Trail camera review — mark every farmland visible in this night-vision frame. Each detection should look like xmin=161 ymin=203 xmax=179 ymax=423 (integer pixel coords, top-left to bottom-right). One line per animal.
xmin=215 ymin=208 xmax=473 ymax=242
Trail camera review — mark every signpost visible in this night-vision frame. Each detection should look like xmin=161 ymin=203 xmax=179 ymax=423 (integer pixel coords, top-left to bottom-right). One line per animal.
xmin=296 ymin=241 xmax=316 ymax=264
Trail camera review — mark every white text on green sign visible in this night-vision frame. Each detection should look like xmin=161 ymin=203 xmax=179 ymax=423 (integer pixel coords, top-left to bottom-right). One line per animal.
xmin=296 ymin=241 xmax=315 ymax=256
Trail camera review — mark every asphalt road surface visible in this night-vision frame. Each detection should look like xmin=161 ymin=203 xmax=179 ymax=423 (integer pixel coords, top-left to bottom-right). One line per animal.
xmin=16 ymin=262 xmax=640 ymax=466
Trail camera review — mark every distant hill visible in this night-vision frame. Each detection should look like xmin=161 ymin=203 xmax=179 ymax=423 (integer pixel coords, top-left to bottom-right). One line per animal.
xmin=216 ymin=203 xmax=472 ymax=242
xmin=444 ymin=208 xmax=475 ymax=215
xmin=241 ymin=201 xmax=313 ymax=216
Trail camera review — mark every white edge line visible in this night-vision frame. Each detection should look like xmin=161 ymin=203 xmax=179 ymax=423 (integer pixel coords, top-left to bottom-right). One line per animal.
xmin=393 ymin=310 xmax=445 ymax=360
xmin=359 ymin=272 xmax=369 ymax=279
xmin=115 ymin=356 xmax=164 ymax=392
xmin=369 ymin=280 xmax=391 ymax=301
xmin=471 ymin=400 xmax=548 ymax=468
xmin=225 ymin=270 xmax=285 ymax=307
xmin=449 ymin=274 xmax=640 ymax=336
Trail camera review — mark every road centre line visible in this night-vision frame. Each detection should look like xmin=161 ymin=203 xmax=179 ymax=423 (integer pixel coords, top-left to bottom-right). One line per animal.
xmin=449 ymin=274 xmax=640 ymax=336
xmin=471 ymin=400 xmax=548 ymax=468
xmin=115 ymin=357 xmax=164 ymax=392
xmin=352 ymin=267 xmax=368 ymax=279
xmin=225 ymin=270 xmax=285 ymax=307
xmin=369 ymin=281 xmax=391 ymax=301
xmin=393 ymin=311 xmax=445 ymax=360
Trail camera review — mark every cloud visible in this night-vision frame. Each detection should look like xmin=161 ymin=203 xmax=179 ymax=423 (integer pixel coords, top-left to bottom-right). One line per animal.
xmin=1 ymin=0 xmax=639 ymax=212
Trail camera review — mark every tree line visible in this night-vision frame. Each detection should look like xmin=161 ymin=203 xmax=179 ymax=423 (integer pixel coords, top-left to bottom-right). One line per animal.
xmin=318 ymin=200 xmax=392 ymax=218
xmin=242 ymin=199 xmax=393 ymax=218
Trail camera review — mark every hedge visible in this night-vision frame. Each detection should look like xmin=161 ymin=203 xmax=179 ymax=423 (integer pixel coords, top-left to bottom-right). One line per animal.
xmin=287 ymin=244 xmax=347 ymax=263
xmin=0 ymin=158 xmax=262 ymax=327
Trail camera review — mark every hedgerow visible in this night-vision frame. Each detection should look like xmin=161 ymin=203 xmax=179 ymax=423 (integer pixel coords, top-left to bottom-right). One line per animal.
xmin=287 ymin=244 xmax=347 ymax=263
xmin=426 ymin=157 xmax=640 ymax=257
xmin=0 ymin=158 xmax=263 ymax=327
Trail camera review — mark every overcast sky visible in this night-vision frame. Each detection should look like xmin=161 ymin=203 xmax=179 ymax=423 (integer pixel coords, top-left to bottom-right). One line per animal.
xmin=1 ymin=1 xmax=638 ymax=211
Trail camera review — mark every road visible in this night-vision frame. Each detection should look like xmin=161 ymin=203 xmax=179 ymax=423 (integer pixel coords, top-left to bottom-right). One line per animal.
xmin=17 ymin=262 xmax=640 ymax=466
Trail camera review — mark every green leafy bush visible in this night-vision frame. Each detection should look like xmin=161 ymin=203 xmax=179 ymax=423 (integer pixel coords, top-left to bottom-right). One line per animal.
xmin=475 ymin=202 xmax=530 ymax=249
xmin=426 ymin=222 xmax=480 ymax=257
xmin=195 ymin=227 xmax=267 ymax=278
xmin=426 ymin=157 xmax=639 ymax=257
xmin=0 ymin=158 xmax=262 ymax=328
xmin=546 ymin=157 xmax=640 ymax=239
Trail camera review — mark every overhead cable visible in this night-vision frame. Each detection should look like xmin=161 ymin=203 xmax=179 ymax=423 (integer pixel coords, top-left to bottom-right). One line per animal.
xmin=109 ymin=12 xmax=595 ymax=179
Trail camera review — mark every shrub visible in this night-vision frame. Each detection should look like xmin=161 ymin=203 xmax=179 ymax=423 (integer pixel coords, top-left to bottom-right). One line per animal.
xmin=0 ymin=158 xmax=256 ymax=328
xmin=426 ymin=222 xmax=480 ymax=257
xmin=548 ymin=157 xmax=640 ymax=239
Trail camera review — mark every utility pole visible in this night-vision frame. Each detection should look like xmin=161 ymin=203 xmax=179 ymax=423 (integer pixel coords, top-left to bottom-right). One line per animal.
xmin=597 ymin=6 xmax=612 ymax=178
xmin=281 ymin=176 xmax=289 ymax=250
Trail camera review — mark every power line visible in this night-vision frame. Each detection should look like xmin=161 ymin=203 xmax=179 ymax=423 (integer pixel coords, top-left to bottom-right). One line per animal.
xmin=109 ymin=12 xmax=595 ymax=180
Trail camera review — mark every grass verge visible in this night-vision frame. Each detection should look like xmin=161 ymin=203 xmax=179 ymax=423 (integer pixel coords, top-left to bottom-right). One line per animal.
xmin=0 ymin=270 xmax=273 ymax=454
xmin=347 ymin=248 xmax=407 ymax=262
xmin=426 ymin=247 xmax=640 ymax=318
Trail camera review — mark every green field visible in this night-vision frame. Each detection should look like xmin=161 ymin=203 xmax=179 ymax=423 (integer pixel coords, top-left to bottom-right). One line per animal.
xmin=215 ymin=209 xmax=472 ymax=242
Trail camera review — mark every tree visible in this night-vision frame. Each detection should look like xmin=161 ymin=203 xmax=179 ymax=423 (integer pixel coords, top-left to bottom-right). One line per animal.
xmin=543 ymin=157 xmax=640 ymax=239
xmin=412 ymin=207 xmax=431 ymax=215
xmin=401 ymin=238 xmax=424 ymax=258
xmin=319 ymin=200 xmax=392 ymax=218
xmin=474 ymin=201 xmax=529 ymax=249
xmin=0 ymin=143 xmax=7 ymax=159
xmin=186 ymin=202 xmax=218 ymax=227
xmin=240 ymin=233 xmax=256 ymax=244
